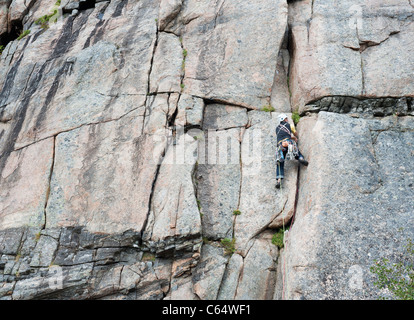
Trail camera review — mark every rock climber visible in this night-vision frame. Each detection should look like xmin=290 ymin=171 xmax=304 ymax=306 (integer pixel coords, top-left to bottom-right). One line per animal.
xmin=275 ymin=113 xmax=308 ymax=189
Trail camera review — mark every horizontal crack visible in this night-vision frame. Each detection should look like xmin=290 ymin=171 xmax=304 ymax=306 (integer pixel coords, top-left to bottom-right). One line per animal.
xmin=301 ymin=96 xmax=413 ymax=117
xmin=343 ymin=30 xmax=400 ymax=53
xmin=11 ymin=104 xmax=146 ymax=153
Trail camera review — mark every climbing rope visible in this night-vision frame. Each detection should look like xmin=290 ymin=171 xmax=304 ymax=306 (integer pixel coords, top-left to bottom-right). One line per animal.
xmin=276 ymin=158 xmax=289 ymax=300
xmin=277 ymin=150 xmax=300 ymax=300
xmin=281 ymin=174 xmax=289 ymax=300
xmin=282 ymin=164 xmax=300 ymax=300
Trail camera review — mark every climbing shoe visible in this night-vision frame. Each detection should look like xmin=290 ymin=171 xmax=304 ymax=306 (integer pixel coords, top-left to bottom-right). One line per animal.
xmin=298 ymin=157 xmax=308 ymax=166
xmin=275 ymin=179 xmax=281 ymax=189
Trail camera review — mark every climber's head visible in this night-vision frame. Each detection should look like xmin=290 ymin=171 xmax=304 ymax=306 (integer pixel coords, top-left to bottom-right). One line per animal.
xmin=278 ymin=113 xmax=288 ymax=123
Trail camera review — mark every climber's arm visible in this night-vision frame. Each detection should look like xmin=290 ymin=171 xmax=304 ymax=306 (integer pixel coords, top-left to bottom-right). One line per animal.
xmin=290 ymin=124 xmax=298 ymax=141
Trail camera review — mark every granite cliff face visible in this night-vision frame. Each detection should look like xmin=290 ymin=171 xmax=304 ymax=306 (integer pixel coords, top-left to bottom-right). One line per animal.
xmin=0 ymin=0 xmax=413 ymax=300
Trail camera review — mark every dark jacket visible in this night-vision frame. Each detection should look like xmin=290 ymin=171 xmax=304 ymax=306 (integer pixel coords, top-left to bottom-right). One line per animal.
xmin=276 ymin=121 xmax=292 ymax=144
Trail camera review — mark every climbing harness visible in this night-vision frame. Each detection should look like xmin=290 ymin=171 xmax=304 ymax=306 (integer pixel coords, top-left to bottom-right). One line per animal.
xmin=276 ymin=121 xmax=291 ymax=136
xmin=276 ymin=139 xmax=299 ymax=163
xmin=286 ymin=142 xmax=298 ymax=161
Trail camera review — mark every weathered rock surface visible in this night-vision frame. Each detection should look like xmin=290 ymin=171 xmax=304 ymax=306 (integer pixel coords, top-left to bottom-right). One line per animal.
xmin=196 ymin=127 xmax=241 ymax=240
xmin=233 ymin=232 xmax=279 ymax=300
xmin=235 ymin=113 xmax=298 ymax=254
xmin=289 ymin=0 xmax=414 ymax=107
xmin=0 ymin=0 xmax=413 ymax=301
xmin=281 ymin=112 xmax=414 ymax=299
xmin=143 ymin=132 xmax=202 ymax=256
xmin=181 ymin=0 xmax=288 ymax=109
xmin=149 ymin=32 xmax=183 ymax=94
xmin=0 ymin=137 xmax=53 ymax=229
xmin=175 ymin=93 xmax=204 ymax=127
xmin=46 ymin=109 xmax=162 ymax=234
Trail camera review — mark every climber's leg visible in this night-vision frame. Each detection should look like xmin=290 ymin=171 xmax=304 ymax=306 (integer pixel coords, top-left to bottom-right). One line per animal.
xmin=276 ymin=143 xmax=285 ymax=164
xmin=276 ymin=157 xmax=285 ymax=189
xmin=295 ymin=149 xmax=309 ymax=166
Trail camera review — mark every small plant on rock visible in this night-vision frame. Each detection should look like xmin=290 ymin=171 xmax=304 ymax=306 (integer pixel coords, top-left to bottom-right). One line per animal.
xmin=233 ymin=210 xmax=241 ymax=216
xmin=271 ymin=229 xmax=284 ymax=249
xmin=35 ymin=232 xmax=41 ymax=242
xmin=370 ymin=238 xmax=414 ymax=300
xmin=196 ymin=199 xmax=203 ymax=218
xmin=292 ymin=111 xmax=301 ymax=125
xmin=35 ymin=10 xmax=59 ymax=29
xmin=17 ymin=30 xmax=30 ymax=40
xmin=261 ymin=104 xmax=275 ymax=112
xmin=35 ymin=1 xmax=61 ymax=30
xmin=142 ymin=252 xmax=156 ymax=262
xmin=221 ymin=238 xmax=236 ymax=255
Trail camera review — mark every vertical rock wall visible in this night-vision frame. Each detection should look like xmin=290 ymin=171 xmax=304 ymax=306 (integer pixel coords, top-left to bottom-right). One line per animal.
xmin=0 ymin=0 xmax=413 ymax=300
xmin=279 ymin=0 xmax=414 ymax=300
